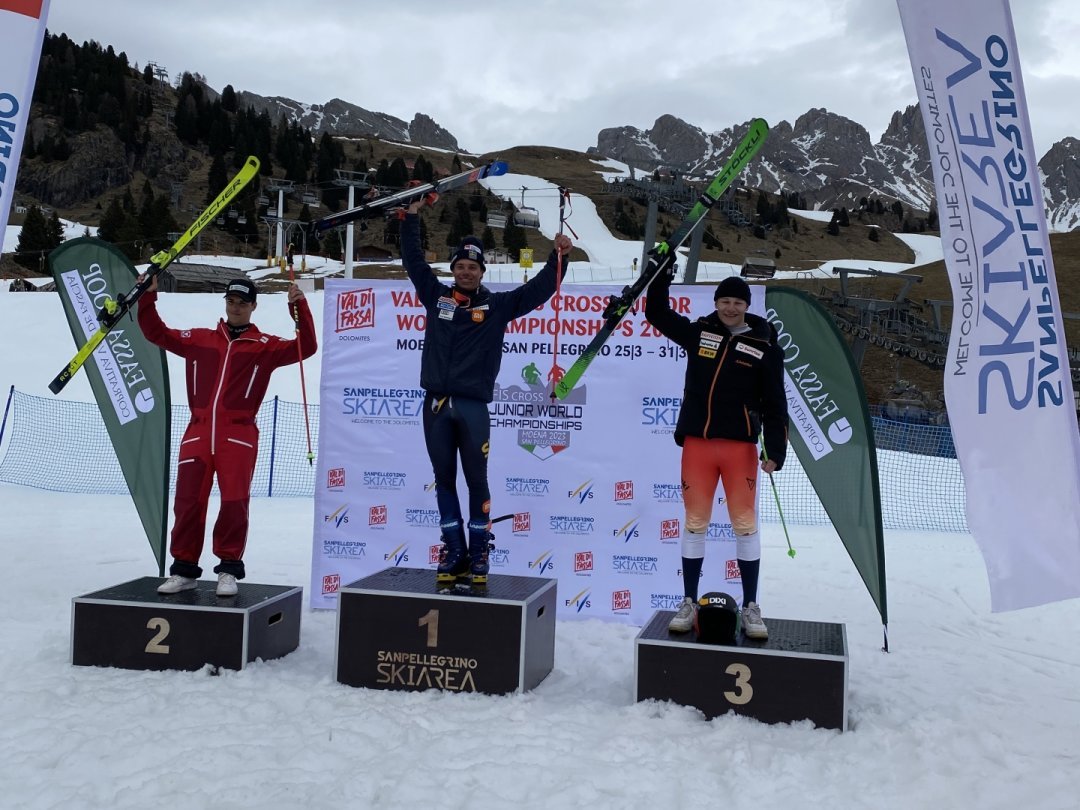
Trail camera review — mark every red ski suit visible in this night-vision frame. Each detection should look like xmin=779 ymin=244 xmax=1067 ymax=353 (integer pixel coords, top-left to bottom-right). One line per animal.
xmin=138 ymin=291 xmax=317 ymax=576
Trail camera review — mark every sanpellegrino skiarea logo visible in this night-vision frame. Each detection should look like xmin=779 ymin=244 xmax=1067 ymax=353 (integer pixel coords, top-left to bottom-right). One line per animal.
xmin=341 ymin=385 xmax=423 ymax=426
xmin=612 ymin=554 xmax=658 ymax=575
xmin=505 ymin=476 xmax=551 ymax=497
xmin=363 ymin=470 xmax=407 ymax=491
xmin=491 ymin=369 xmax=587 ymax=461
xmin=336 ymin=288 xmax=375 ymax=333
xmin=406 ymin=508 xmax=440 ymax=529
xmin=652 ymin=482 xmax=684 ymax=504
xmin=641 ymin=394 xmax=681 ymax=433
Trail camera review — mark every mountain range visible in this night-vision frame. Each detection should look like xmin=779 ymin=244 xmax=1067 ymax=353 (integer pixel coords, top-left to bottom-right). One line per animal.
xmin=241 ymin=89 xmax=1079 ymax=232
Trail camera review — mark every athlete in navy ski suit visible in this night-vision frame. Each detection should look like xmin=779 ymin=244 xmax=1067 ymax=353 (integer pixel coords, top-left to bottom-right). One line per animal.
xmin=402 ymin=197 xmax=573 ymax=585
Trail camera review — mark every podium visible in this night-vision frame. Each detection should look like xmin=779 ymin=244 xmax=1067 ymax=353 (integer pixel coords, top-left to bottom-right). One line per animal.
xmin=71 ymin=577 xmax=302 ymax=672
xmin=336 ymin=567 xmax=556 ymax=695
xmin=635 ymin=610 xmax=848 ymax=730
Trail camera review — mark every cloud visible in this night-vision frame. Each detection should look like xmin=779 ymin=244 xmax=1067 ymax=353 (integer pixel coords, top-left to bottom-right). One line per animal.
xmin=43 ymin=0 xmax=1080 ymax=157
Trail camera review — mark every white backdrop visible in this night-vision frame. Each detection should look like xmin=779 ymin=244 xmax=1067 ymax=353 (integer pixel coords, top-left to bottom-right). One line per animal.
xmin=310 ymin=278 xmax=765 ymax=624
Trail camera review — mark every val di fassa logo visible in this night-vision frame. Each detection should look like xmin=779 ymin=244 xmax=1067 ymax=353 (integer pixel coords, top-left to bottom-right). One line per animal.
xmin=60 ymin=265 xmax=157 ymax=425
xmin=335 ymin=287 xmax=375 ymax=337
xmin=766 ymin=308 xmax=854 ymax=461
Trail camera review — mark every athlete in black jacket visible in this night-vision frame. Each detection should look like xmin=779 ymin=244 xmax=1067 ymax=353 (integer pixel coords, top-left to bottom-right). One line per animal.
xmin=401 ymin=199 xmax=573 ymax=587
xmin=645 ymin=273 xmax=788 ymax=639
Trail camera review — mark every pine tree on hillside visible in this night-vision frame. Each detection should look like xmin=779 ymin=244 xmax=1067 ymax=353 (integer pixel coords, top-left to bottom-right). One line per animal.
xmin=14 ymin=206 xmax=53 ymax=270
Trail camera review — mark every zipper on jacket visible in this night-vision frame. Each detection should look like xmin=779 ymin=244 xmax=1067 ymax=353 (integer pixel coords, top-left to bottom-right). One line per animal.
xmin=192 ymin=360 xmax=198 ymax=398
xmin=244 ymin=365 xmax=260 ymax=399
xmin=703 ymin=342 xmax=731 ymax=437
xmin=209 ymin=339 xmax=237 ymax=455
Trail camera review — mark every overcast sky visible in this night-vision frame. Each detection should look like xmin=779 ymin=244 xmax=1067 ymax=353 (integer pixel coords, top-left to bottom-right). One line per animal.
xmin=43 ymin=1 xmax=1080 ymax=158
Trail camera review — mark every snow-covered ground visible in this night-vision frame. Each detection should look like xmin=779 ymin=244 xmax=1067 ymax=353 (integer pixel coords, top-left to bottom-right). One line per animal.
xmin=1 ymin=185 xmax=1077 ymax=810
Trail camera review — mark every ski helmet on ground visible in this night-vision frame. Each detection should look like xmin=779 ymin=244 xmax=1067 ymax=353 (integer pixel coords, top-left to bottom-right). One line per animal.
xmin=694 ymin=591 xmax=740 ymax=645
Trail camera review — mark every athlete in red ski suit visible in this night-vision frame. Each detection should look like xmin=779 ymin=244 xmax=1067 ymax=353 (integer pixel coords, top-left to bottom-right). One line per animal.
xmin=137 ymin=276 xmax=317 ymax=584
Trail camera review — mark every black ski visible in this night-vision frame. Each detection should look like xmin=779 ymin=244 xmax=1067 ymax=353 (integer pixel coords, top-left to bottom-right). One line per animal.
xmin=312 ymin=160 xmax=509 ymax=234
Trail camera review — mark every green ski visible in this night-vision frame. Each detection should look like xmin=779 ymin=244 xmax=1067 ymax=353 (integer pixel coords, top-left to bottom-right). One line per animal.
xmin=553 ymin=119 xmax=769 ymax=400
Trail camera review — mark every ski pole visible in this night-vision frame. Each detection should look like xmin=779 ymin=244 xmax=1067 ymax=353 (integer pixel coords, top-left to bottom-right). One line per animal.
xmin=548 ymin=187 xmax=575 ymax=399
xmin=760 ymin=442 xmax=795 ymax=558
xmin=287 ymin=257 xmax=315 ymax=465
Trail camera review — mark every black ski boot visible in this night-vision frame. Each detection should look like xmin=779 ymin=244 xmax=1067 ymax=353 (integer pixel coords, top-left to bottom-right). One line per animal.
xmin=467 ymin=527 xmax=495 ymax=590
xmin=435 ymin=522 xmax=468 ymax=587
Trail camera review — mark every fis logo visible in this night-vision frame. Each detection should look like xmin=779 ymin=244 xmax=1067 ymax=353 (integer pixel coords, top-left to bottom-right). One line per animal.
xmin=425 ymin=480 xmax=437 ymax=492
xmin=567 ymin=480 xmax=594 ymax=504
xmin=384 ymin=543 xmax=409 ymax=565
xmin=612 ymin=518 xmax=641 ymax=543
xmin=369 ymin=505 xmax=387 ymax=526
xmin=614 ymin=480 xmax=634 ymax=502
xmin=612 ymin=590 xmax=632 ymax=612
xmin=327 ymin=468 xmax=346 ymax=490
xmin=528 ymin=551 xmax=555 ymax=575
xmin=336 ymin=288 xmax=375 ymax=331
xmin=660 ymin=518 xmax=681 ymax=541
xmin=726 ymin=559 xmax=742 ymax=581
xmin=324 ymin=505 xmax=350 ymax=528
xmin=322 ymin=574 xmax=340 ymax=594
xmin=574 ymin=551 xmax=594 ymax=573
xmin=565 ymin=588 xmax=592 ymax=613
xmin=512 ymin=512 xmax=531 ymax=533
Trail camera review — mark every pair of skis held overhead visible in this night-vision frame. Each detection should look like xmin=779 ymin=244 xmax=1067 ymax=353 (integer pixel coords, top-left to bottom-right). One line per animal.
xmin=48 ymin=119 xmax=769 ymax=401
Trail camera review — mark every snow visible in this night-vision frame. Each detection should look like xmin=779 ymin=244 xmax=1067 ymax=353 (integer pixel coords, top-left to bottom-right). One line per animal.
xmin=0 ymin=210 xmax=1078 ymax=809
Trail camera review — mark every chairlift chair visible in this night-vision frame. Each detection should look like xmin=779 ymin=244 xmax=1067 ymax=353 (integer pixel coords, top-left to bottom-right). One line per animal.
xmin=513 ymin=207 xmax=540 ymax=229
xmin=257 ymin=195 xmax=270 ymax=207
xmin=301 ymin=191 xmax=320 ymax=207
xmin=514 ymin=185 xmax=541 ymax=229
xmin=237 ymin=214 xmax=247 ymax=225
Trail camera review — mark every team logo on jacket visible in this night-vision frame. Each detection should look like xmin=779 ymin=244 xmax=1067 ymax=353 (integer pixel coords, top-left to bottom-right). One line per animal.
xmin=698 ymin=331 xmax=722 ymax=359
xmin=735 ymin=342 xmax=764 ymax=360
xmin=471 ymin=309 xmax=485 ymax=323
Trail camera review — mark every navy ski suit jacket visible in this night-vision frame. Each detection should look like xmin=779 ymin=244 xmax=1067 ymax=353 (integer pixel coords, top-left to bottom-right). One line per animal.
xmin=400 ymin=213 xmax=569 ymax=402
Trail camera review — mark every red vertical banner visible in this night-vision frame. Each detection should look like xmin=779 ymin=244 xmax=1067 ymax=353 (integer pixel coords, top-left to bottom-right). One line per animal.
xmin=0 ymin=0 xmax=50 ymax=237
xmin=0 ymin=0 xmax=45 ymax=18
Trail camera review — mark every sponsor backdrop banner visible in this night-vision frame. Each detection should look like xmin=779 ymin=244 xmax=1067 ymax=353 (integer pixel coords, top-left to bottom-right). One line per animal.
xmin=898 ymin=0 xmax=1080 ymax=610
xmin=765 ymin=287 xmax=886 ymax=625
xmin=311 ymin=279 xmax=772 ymax=622
xmin=49 ymin=238 xmax=172 ymax=574
xmin=0 ymin=0 xmax=50 ymax=237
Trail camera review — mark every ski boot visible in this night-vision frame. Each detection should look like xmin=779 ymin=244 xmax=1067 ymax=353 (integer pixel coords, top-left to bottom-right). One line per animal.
xmin=467 ymin=526 xmax=495 ymax=591
xmin=435 ymin=522 xmax=468 ymax=588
